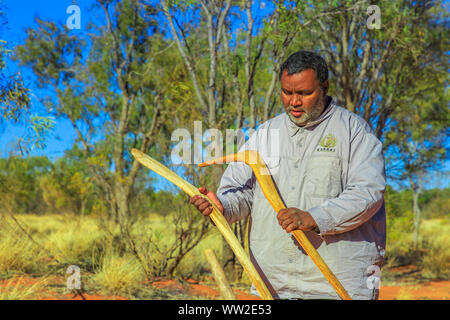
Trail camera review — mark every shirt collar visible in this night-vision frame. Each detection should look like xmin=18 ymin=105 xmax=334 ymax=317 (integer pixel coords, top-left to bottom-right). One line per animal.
xmin=285 ymin=96 xmax=334 ymax=137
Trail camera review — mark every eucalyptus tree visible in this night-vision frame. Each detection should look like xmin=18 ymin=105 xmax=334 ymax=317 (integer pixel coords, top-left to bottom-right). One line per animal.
xmin=306 ymin=0 xmax=448 ymax=139
xmin=385 ymin=88 xmax=448 ymax=246
xmin=14 ymin=0 xmax=177 ymax=245
xmin=0 ymin=4 xmax=54 ymax=154
xmin=304 ymin=0 xmax=449 ymax=245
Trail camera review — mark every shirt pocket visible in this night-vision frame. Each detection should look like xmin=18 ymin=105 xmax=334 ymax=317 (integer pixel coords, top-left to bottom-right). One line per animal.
xmin=262 ymin=156 xmax=281 ymax=176
xmin=254 ymin=156 xmax=281 ymax=199
xmin=304 ymin=156 xmax=342 ymax=198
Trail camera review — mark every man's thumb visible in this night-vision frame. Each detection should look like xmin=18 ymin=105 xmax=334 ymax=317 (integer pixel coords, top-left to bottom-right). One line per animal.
xmin=198 ymin=187 xmax=223 ymax=213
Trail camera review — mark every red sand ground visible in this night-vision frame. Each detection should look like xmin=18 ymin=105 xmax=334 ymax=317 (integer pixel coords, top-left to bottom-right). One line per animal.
xmin=379 ymin=281 xmax=450 ymax=300
xmin=151 ymin=279 xmax=260 ymax=300
xmin=1 ymin=272 xmax=449 ymax=300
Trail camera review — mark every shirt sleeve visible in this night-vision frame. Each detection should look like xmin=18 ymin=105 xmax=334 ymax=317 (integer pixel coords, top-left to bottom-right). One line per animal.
xmin=215 ymin=134 xmax=257 ymax=224
xmin=308 ymin=126 xmax=386 ymax=235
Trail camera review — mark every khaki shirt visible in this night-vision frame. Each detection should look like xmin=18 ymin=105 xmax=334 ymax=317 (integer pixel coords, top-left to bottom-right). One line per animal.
xmin=217 ymin=99 xmax=386 ymax=300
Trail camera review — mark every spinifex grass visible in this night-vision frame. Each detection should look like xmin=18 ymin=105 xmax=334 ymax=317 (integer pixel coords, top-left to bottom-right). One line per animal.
xmin=0 ymin=277 xmax=49 ymax=300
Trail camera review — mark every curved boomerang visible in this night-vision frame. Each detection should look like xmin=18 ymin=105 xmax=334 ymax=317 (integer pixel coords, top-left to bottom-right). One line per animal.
xmin=199 ymin=150 xmax=352 ymax=300
xmin=131 ymin=148 xmax=273 ymax=300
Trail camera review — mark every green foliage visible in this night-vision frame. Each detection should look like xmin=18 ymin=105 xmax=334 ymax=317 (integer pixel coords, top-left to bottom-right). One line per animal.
xmin=0 ymin=156 xmax=52 ymax=213
xmin=420 ymin=219 xmax=450 ymax=279
xmin=1 ymin=0 xmax=448 ymax=286
xmin=0 ymin=153 xmax=199 ymax=217
xmin=385 ymin=187 xmax=449 ymax=221
xmin=385 ymin=187 xmax=449 ymax=269
xmin=421 ymin=188 xmax=450 ymax=219
xmin=18 ymin=115 xmax=56 ymax=153
xmin=0 ymin=40 xmax=30 ymax=123
xmin=0 ymin=5 xmax=54 ymax=153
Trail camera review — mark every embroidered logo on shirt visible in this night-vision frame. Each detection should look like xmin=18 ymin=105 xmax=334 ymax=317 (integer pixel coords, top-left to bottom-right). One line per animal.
xmin=317 ymin=134 xmax=337 ymax=152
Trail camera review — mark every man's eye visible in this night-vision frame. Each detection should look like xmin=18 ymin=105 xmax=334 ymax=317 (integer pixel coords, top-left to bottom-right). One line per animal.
xmin=283 ymin=90 xmax=291 ymax=95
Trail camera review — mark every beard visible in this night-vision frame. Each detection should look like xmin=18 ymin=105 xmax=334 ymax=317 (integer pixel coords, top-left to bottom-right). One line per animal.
xmin=287 ymin=95 xmax=326 ymax=127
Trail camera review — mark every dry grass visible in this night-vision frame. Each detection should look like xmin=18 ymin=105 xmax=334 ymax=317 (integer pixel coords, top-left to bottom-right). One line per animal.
xmin=385 ymin=217 xmax=450 ymax=280
xmin=91 ymin=253 xmax=145 ymax=296
xmin=0 ymin=212 xmax=448 ymax=299
xmin=0 ymin=213 xmax=226 ymax=298
xmin=0 ymin=277 xmax=49 ymax=300
xmin=420 ymin=219 xmax=450 ymax=279
xmin=0 ymin=234 xmax=43 ymax=275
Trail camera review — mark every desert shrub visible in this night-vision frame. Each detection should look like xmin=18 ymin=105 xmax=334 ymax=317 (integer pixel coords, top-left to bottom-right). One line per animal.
xmin=0 ymin=157 xmax=52 ymax=214
xmin=0 ymin=234 xmax=43 ymax=275
xmin=1 ymin=214 xmax=112 ymax=274
xmin=419 ymin=219 xmax=450 ymax=279
xmin=385 ymin=215 xmax=450 ymax=280
xmin=422 ymin=193 xmax=450 ymax=219
xmin=0 ymin=216 xmax=47 ymax=275
xmin=40 ymin=215 xmax=110 ymax=271
xmin=421 ymin=239 xmax=450 ymax=279
xmin=173 ymin=230 xmax=223 ymax=280
xmin=385 ymin=207 xmax=418 ymax=267
xmin=92 ymin=253 xmax=145 ymax=296
xmin=385 ymin=186 xmax=449 ymax=273
xmin=0 ymin=277 xmax=49 ymax=300
xmin=129 ymin=202 xmax=212 ymax=280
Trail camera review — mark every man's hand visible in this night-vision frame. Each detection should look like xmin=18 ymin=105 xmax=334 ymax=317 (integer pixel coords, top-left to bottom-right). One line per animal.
xmin=189 ymin=187 xmax=223 ymax=223
xmin=277 ymin=208 xmax=319 ymax=233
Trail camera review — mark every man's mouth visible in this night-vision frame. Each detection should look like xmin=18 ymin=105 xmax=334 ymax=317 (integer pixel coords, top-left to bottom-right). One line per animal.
xmin=290 ymin=109 xmax=305 ymax=118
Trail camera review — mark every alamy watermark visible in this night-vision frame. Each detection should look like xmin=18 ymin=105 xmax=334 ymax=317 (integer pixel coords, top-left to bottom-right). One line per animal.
xmin=65 ymin=3 xmax=380 ymax=31
xmin=66 ymin=5 xmax=81 ymax=30
xmin=170 ymin=121 xmax=280 ymax=173
xmin=366 ymin=247 xmax=384 ymax=290
xmin=171 ymin=122 xmax=254 ymax=165
xmin=366 ymin=5 xmax=381 ymax=30
xmin=66 ymin=265 xmax=81 ymax=290
xmin=366 ymin=265 xmax=381 ymax=289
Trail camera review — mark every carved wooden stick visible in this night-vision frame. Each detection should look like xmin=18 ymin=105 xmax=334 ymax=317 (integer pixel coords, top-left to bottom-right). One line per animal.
xmin=199 ymin=150 xmax=352 ymax=300
xmin=204 ymin=248 xmax=236 ymax=300
xmin=131 ymin=149 xmax=273 ymax=300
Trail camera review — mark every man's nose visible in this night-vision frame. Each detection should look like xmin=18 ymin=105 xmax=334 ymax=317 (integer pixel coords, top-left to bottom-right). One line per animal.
xmin=290 ymin=94 xmax=302 ymax=106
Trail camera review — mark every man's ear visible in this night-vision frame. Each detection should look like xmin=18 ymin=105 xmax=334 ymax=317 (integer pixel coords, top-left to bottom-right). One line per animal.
xmin=321 ymin=80 xmax=329 ymax=96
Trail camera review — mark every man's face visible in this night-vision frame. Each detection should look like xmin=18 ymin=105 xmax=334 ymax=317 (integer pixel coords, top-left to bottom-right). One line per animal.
xmin=280 ymin=69 xmax=329 ymax=127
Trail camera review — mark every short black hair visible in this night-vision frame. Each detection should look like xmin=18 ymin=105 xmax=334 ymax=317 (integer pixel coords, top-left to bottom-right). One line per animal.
xmin=279 ymin=50 xmax=328 ymax=84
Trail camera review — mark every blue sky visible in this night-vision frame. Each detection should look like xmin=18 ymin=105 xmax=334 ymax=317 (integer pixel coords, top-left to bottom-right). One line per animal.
xmin=1 ymin=0 xmax=448 ymax=190
xmin=0 ymin=0 xmax=270 ymax=159
xmin=0 ymin=0 xmax=98 ymax=158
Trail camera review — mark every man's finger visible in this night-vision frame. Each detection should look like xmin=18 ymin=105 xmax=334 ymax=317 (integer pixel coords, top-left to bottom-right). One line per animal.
xmin=203 ymin=206 xmax=213 ymax=216
xmin=189 ymin=195 xmax=199 ymax=204
xmin=193 ymin=197 xmax=207 ymax=207
xmin=198 ymin=201 xmax=211 ymax=212
xmin=277 ymin=217 xmax=287 ymax=227
xmin=285 ymin=222 xmax=297 ymax=233
xmin=278 ymin=211 xmax=294 ymax=222
xmin=286 ymin=219 xmax=303 ymax=232
xmin=277 ymin=208 xmax=288 ymax=219
xmin=280 ymin=218 xmax=292 ymax=229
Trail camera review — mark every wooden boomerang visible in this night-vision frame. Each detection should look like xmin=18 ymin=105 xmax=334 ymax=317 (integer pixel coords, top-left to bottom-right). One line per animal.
xmin=199 ymin=150 xmax=352 ymax=300
xmin=131 ymin=149 xmax=273 ymax=300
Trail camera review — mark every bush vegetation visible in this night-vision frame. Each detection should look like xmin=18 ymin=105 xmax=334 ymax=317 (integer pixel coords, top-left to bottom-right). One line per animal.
xmin=0 ymin=157 xmax=448 ymax=298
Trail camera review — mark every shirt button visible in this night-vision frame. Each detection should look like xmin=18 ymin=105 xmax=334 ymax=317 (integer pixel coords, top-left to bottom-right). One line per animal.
xmin=294 ymin=164 xmax=298 ymax=168
xmin=291 ymin=186 xmax=295 ymax=190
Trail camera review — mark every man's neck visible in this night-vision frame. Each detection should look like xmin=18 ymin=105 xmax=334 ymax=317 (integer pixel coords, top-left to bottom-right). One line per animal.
xmin=322 ymin=96 xmax=332 ymax=113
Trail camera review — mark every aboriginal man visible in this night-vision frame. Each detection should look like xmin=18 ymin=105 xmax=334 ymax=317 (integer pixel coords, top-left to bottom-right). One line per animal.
xmin=190 ymin=50 xmax=386 ymax=300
